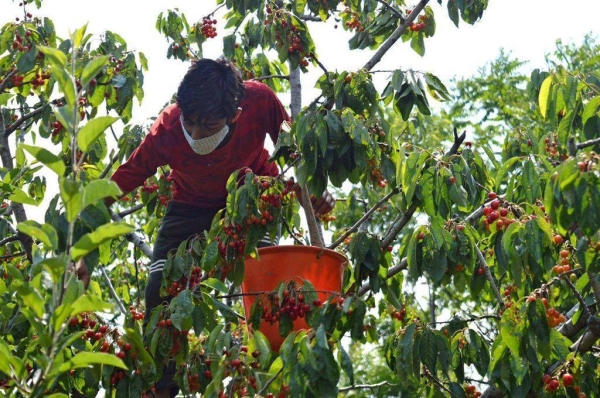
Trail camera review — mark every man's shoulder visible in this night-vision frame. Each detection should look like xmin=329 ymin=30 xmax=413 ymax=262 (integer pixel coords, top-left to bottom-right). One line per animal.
xmin=243 ymin=80 xmax=276 ymax=101
xmin=150 ymin=103 xmax=181 ymax=136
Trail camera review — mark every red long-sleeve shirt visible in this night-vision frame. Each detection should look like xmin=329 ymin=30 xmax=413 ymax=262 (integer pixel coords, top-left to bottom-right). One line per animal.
xmin=111 ymin=80 xmax=290 ymax=208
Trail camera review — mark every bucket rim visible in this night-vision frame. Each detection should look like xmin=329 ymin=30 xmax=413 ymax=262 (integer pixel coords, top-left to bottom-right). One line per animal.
xmin=251 ymin=245 xmax=348 ymax=267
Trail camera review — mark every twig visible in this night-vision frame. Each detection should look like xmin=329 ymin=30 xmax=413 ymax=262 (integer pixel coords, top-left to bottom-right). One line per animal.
xmin=0 ymin=68 xmax=19 ymax=92
xmin=563 ymin=274 xmax=593 ymax=320
xmin=576 ymin=136 xmax=600 ymax=151
xmin=109 ymin=209 xmax=153 ymax=258
xmin=117 ymin=203 xmax=144 ymax=218
xmin=422 ymin=366 xmax=458 ymax=397
xmin=99 ymin=152 xmax=119 ymax=179
xmin=375 ymin=0 xmax=406 ymax=24
xmin=588 ymin=271 xmax=600 ymax=306
xmin=0 ymin=251 xmax=25 ymax=260
xmin=339 ymin=380 xmax=398 ymax=392
xmin=447 ymin=127 xmax=466 ymax=157
xmin=253 ymin=74 xmax=290 ymax=81
xmin=0 ymin=235 xmax=20 ymax=246
xmin=358 ymin=257 xmax=407 ymax=296
xmin=98 ymin=264 xmax=127 ymax=314
xmin=311 ymin=53 xmax=328 ymax=76
xmin=428 ymin=314 xmax=500 ymax=326
xmin=381 ymin=202 xmax=418 ymax=248
xmin=329 ymin=188 xmax=399 ymax=250
xmin=4 ymin=104 xmax=49 ymax=136
xmin=475 ymin=246 xmax=504 ymax=310
xmin=256 ymin=368 xmax=283 ymax=396
xmin=363 ymin=0 xmax=430 ymax=71
xmin=299 ymin=14 xmax=322 ymax=22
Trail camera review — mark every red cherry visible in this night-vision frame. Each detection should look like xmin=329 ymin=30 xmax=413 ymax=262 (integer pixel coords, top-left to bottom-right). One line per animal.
xmin=553 ymin=235 xmax=563 ymax=245
xmin=488 ymin=192 xmax=497 ymax=200
xmin=562 ymin=373 xmax=573 ymax=387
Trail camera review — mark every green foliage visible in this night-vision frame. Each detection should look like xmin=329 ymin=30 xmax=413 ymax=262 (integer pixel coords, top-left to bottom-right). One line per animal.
xmin=2 ymin=1 xmax=600 ymax=397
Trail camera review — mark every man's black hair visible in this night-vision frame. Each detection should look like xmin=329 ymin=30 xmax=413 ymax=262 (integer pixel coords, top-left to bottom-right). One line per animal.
xmin=176 ymin=57 xmax=245 ymax=126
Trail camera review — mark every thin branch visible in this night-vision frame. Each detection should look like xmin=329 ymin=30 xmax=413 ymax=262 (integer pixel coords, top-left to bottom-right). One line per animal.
xmin=117 ymin=203 xmax=144 ymax=218
xmin=358 ymin=257 xmax=407 ymax=296
xmin=339 ymin=380 xmax=399 ymax=392
xmin=311 ymin=53 xmax=329 ymax=76
xmin=475 ymin=246 xmax=505 ymax=310
xmin=588 ymin=271 xmax=600 ymax=306
xmin=98 ymin=264 xmax=127 ymax=315
xmin=109 ymin=209 xmax=153 ymax=258
xmin=447 ymin=127 xmax=466 ymax=157
xmin=0 ymin=251 xmax=25 ymax=261
xmin=422 ymin=366 xmax=458 ymax=397
xmin=563 ymin=273 xmax=593 ymax=320
xmin=257 ymin=368 xmax=283 ymax=396
xmin=363 ymin=0 xmax=430 ymax=71
xmin=4 ymin=104 xmax=49 ymax=136
xmin=329 ymin=188 xmax=399 ymax=250
xmin=381 ymin=202 xmax=418 ymax=248
xmin=0 ymin=235 xmax=20 ymax=246
xmin=375 ymin=0 xmax=406 ymax=24
xmin=428 ymin=314 xmax=500 ymax=326
xmin=99 ymin=152 xmax=119 ymax=179
xmin=253 ymin=74 xmax=290 ymax=81
xmin=0 ymin=68 xmax=19 ymax=92
xmin=299 ymin=14 xmax=322 ymax=22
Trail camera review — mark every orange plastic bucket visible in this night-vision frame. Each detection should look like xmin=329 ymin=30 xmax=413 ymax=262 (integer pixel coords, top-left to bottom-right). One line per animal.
xmin=241 ymin=245 xmax=347 ymax=351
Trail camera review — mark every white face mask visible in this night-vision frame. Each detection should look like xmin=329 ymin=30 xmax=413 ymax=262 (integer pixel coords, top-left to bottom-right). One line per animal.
xmin=180 ymin=116 xmax=229 ymax=155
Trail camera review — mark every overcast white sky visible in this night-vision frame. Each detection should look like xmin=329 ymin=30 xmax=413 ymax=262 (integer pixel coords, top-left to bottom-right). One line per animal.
xmin=11 ymin=0 xmax=599 ymax=124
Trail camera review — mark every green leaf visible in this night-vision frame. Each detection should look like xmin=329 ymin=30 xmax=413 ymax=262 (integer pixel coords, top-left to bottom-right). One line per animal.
xmin=20 ymin=144 xmax=66 ymax=176
xmin=0 ymin=93 xmax=14 ymax=106
xmin=37 ymin=255 xmax=68 ymax=283
xmin=53 ymin=294 xmax=111 ymax=331
xmin=37 ymin=45 xmax=67 ymax=68
xmin=338 ymin=343 xmax=354 ymax=386
xmin=169 ymin=289 xmax=194 ymax=330
xmin=71 ymin=222 xmax=134 ymax=261
xmin=50 ymin=352 xmax=126 ymax=378
xmin=53 ymin=67 xmax=77 ymax=106
xmin=77 ymin=116 xmax=119 ymax=152
xmin=582 ymin=96 xmax=600 ymax=125
xmin=17 ymin=220 xmax=58 ymax=250
xmin=419 ymin=329 xmax=438 ymax=373
xmin=81 ymin=179 xmax=121 ymax=211
xmin=80 ymin=55 xmax=110 ymax=88
xmin=538 ymin=75 xmax=553 ymax=119
xmin=71 ymin=23 xmax=88 ymax=48
xmin=209 ymin=296 xmax=241 ymax=323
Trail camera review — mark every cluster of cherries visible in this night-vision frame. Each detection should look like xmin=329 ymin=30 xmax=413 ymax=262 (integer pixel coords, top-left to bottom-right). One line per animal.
xmin=480 ymin=192 xmax=515 ymax=230
xmin=341 ymin=8 xmax=364 ymax=32
xmin=553 ymin=248 xmax=572 ymax=274
xmin=464 ymin=384 xmax=481 ymax=398
xmin=166 ymin=266 xmax=203 ymax=297
xmin=408 ymin=13 xmax=428 ymax=32
xmin=11 ymin=30 xmax=33 ymax=52
xmin=266 ymin=8 xmax=312 ymax=68
xmin=367 ymin=158 xmax=388 ymax=189
xmin=542 ymin=372 xmax=580 ymax=395
xmin=200 ymin=17 xmax=218 ymax=39
xmin=392 ymin=307 xmax=407 ymax=321
xmin=258 ymin=284 xmax=321 ymax=325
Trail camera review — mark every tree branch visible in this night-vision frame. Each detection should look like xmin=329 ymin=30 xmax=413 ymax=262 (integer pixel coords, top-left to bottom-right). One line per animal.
xmin=254 ymin=74 xmax=290 ymax=81
xmin=576 ymin=136 xmax=600 ymax=151
xmin=588 ymin=271 xmax=600 ymax=307
xmin=475 ymin=245 xmax=505 ymax=310
xmin=0 ymin=235 xmax=20 ymax=246
xmin=363 ymin=0 xmax=430 ymax=71
xmin=447 ymin=127 xmax=467 ymax=157
xmin=328 ymin=188 xmax=399 ymax=250
xmin=0 ymin=68 xmax=19 ymax=92
xmin=375 ymin=0 xmax=407 ymax=24
xmin=339 ymin=380 xmax=399 ymax=392
xmin=117 ymin=203 xmax=144 ymax=218
xmin=381 ymin=202 xmax=418 ymax=248
xmin=109 ymin=209 xmax=153 ymax=258
xmin=4 ymin=103 xmax=49 ymax=137
xmin=358 ymin=257 xmax=407 ymax=296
